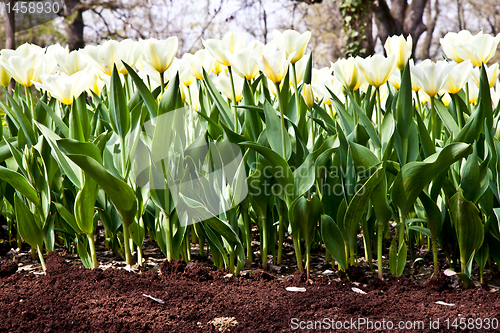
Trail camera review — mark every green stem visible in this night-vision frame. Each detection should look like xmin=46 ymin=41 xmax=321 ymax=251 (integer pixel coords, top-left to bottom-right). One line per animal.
xmin=124 ymin=73 xmax=130 ymax=101
xmin=432 ymin=237 xmax=439 ymax=276
xmin=243 ymin=208 xmax=253 ymax=263
xmin=292 ymin=63 xmax=302 ymax=123
xmin=293 ymin=233 xmax=304 ymax=272
xmin=163 ymin=212 xmax=173 ymax=262
xmin=277 ymin=201 xmax=285 ymax=265
xmin=228 ymin=66 xmax=239 ymax=133
xmin=87 ymin=233 xmax=98 ymax=269
xmin=275 ymin=82 xmax=287 ymax=159
xmin=160 ymin=72 xmax=165 ymax=96
xmin=309 ymin=106 xmax=314 ymax=149
xmin=122 ymin=222 xmax=132 ymax=265
xmin=430 ymin=96 xmax=436 ymax=145
xmin=376 ymin=87 xmax=382 ymax=138
xmin=305 ymin=239 xmax=311 ymax=281
xmin=377 ymin=221 xmax=384 ymax=279
xmin=36 ymin=245 xmax=46 ymax=272
xmin=25 ymin=85 xmax=34 ymax=112
xmin=137 ymin=245 xmax=143 ymax=266
xmin=325 ymin=250 xmax=331 ymax=265
xmin=465 ymin=82 xmax=470 ymax=113
xmin=398 ymin=210 xmax=406 ymax=248
xmin=260 ymin=215 xmax=268 ymax=270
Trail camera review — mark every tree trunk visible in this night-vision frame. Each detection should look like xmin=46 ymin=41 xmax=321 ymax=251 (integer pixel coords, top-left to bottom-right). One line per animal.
xmin=66 ymin=0 xmax=85 ymax=51
xmin=373 ymin=0 xmax=429 ymax=55
xmin=421 ymin=0 xmax=439 ymax=59
xmin=341 ymin=0 xmax=375 ymax=57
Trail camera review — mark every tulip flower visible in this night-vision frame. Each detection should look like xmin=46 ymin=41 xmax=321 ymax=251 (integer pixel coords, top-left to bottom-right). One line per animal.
xmin=1 ymin=43 xmax=44 ymax=60
xmin=34 ymin=71 xmax=87 ymax=105
xmin=84 ymin=67 xmax=106 ymax=96
xmin=410 ymin=60 xmax=454 ymax=98
xmin=202 ymin=31 xmax=247 ymax=67
xmin=214 ymin=70 xmax=244 ymax=102
xmin=331 ymin=57 xmax=363 ymax=91
xmin=179 ymin=54 xmax=195 ymax=87
xmin=440 ymin=30 xmax=476 ymax=63
xmin=83 ymin=39 xmax=141 ymax=76
xmin=471 ymin=63 xmax=499 ymax=89
xmin=452 ymin=31 xmax=500 ymax=66
xmin=272 ymin=29 xmax=311 ymax=64
xmin=302 ymin=83 xmax=314 ymax=109
xmin=0 ymin=61 xmax=11 ymax=88
xmin=289 ymin=54 xmax=309 ymax=86
xmin=384 ymin=35 xmax=412 ymax=71
xmin=1 ymin=53 xmax=44 ymax=87
xmin=442 ymin=60 xmax=472 ymax=94
xmin=141 ymin=36 xmax=178 ymax=74
xmin=191 ymin=49 xmax=215 ymax=81
xmin=225 ymin=47 xmax=260 ymax=80
xmin=55 ymin=50 xmax=89 ymax=75
xmin=355 ymin=54 xmax=396 ymax=88
xmin=256 ymin=51 xmax=292 ymax=84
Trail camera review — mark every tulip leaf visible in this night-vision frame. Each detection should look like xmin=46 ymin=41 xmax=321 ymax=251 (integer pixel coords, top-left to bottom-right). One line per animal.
xmin=0 ymin=166 xmax=40 ymax=207
xmin=57 ymin=139 xmax=137 ymax=226
xmin=263 ymin=100 xmax=291 ymax=160
xmin=415 ymin=108 xmax=435 ymax=158
xmin=434 ymin=98 xmax=459 ymax=136
xmin=449 ymin=188 xmax=484 ymax=272
xmin=325 ymin=86 xmax=353 ymax=134
xmin=391 ymin=142 xmax=472 ymax=218
xmin=347 ymin=91 xmax=382 ymax=149
xmin=239 ymin=141 xmax=294 ymax=203
xmin=123 ymin=62 xmax=159 ymax=117
xmin=38 ymin=100 xmax=69 ymax=138
xmin=0 ymin=88 xmax=37 ymax=146
xmin=395 ymin=59 xmax=413 ymax=141
xmin=202 ymin=69 xmax=234 ymax=129
xmin=460 ymin=145 xmax=489 ymax=203
xmin=418 ymin=191 xmax=443 ymax=241
xmin=54 ymin=202 xmax=82 ymax=234
xmin=159 ymin=73 xmax=182 ymax=115
xmin=109 ymin=65 xmax=130 ymax=142
xmin=397 ymin=242 xmax=407 ymax=277
xmin=344 ymin=167 xmax=384 ymax=255
xmin=321 ymin=214 xmax=347 ymax=270
xmin=75 ymin=178 xmax=97 ymax=235
xmin=14 ymin=194 xmax=43 ymax=249
xmin=36 ymin=123 xmax=83 ymax=189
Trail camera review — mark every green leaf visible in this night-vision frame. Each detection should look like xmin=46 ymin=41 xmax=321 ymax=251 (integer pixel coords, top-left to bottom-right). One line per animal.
xmin=395 ymin=60 xmax=413 ymax=140
xmin=36 ymin=123 xmax=83 ymax=189
xmin=38 ymin=100 xmax=69 ymax=138
xmin=0 ymin=166 xmax=40 ymax=207
xmin=347 ymin=91 xmax=381 ymax=149
xmin=0 ymin=88 xmax=37 ymax=145
xmin=321 ymin=214 xmax=347 ymax=270
xmin=15 ymin=194 xmax=43 ymax=249
xmin=75 ymin=178 xmax=97 ymax=235
xmin=239 ymin=141 xmax=294 ymax=204
xmin=263 ymin=100 xmax=291 ymax=160
xmin=202 ymin=70 xmax=233 ymax=128
xmin=123 ymin=62 xmax=159 ymax=117
xmin=449 ymin=189 xmax=484 ymax=272
xmin=418 ymin=192 xmax=443 ymax=241
xmin=460 ymin=145 xmax=489 ymax=203
xmin=109 ymin=65 xmax=130 ymax=141
xmin=434 ymin=98 xmax=459 ymax=136
xmin=396 ymin=242 xmax=407 ymax=277
xmin=58 ymin=140 xmax=137 ymax=227
xmin=344 ymin=167 xmax=384 ymax=253
xmin=391 ymin=143 xmax=472 ymax=218
xmin=159 ymin=73 xmax=181 ymax=115
xmin=54 ymin=202 xmax=82 ymax=234
xmin=407 ymin=225 xmax=431 ymax=238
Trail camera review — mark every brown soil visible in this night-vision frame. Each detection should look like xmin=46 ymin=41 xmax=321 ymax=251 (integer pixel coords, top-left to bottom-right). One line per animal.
xmin=1 ymin=252 xmax=499 ymax=333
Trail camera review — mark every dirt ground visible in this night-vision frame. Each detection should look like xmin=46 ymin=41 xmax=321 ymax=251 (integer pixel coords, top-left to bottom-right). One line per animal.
xmin=1 ymin=250 xmax=500 ymax=333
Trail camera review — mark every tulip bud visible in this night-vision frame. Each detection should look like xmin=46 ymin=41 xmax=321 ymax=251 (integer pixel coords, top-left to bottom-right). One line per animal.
xmin=301 ymin=84 xmax=314 ymax=108
xmin=384 ymin=35 xmax=412 ymax=71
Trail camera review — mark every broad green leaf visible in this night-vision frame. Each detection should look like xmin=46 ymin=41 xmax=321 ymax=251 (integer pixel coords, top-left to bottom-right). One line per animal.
xmin=58 ymin=140 xmax=137 ymax=226
xmin=75 ymin=178 xmax=97 ymax=235
xmin=15 ymin=195 xmax=43 ymax=248
xmin=123 ymin=62 xmax=159 ymax=117
xmin=460 ymin=145 xmax=489 ymax=203
xmin=347 ymin=91 xmax=381 ymax=149
xmin=263 ymin=100 xmax=291 ymax=160
xmin=109 ymin=65 xmax=130 ymax=142
xmin=36 ymin=123 xmax=83 ymax=189
xmin=396 ymin=242 xmax=407 ymax=277
xmin=0 ymin=166 xmax=40 ymax=207
xmin=434 ymin=98 xmax=459 ymax=136
xmin=407 ymin=225 xmax=431 ymax=238
xmin=418 ymin=192 xmax=443 ymax=241
xmin=54 ymin=202 xmax=82 ymax=234
xmin=395 ymin=60 xmax=413 ymax=140
xmin=239 ymin=141 xmax=294 ymax=204
xmin=450 ymin=189 xmax=484 ymax=272
xmin=38 ymin=100 xmax=69 ymax=138
xmin=391 ymin=142 xmax=472 ymax=218
xmin=202 ymin=69 xmax=233 ymax=128
xmin=0 ymin=88 xmax=37 ymax=145
xmin=159 ymin=73 xmax=182 ymax=115
xmin=344 ymin=167 xmax=384 ymax=253
xmin=321 ymin=214 xmax=347 ymax=270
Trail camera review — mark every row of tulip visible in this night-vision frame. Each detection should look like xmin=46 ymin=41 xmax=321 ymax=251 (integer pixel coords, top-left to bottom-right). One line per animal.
xmin=0 ymin=29 xmax=499 ymax=284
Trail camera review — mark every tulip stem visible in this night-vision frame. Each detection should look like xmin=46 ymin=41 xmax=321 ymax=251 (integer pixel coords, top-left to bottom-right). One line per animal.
xmin=291 ymin=63 xmax=303 ymax=127
xmin=430 ymin=96 xmax=436 ymax=145
xmin=275 ymin=82 xmax=287 ymax=159
xmin=228 ymin=66 xmax=239 ymax=133
xmin=160 ymin=72 xmax=165 ymax=96
xmin=376 ymin=87 xmax=382 ymax=159
xmin=87 ymin=233 xmax=98 ymax=269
